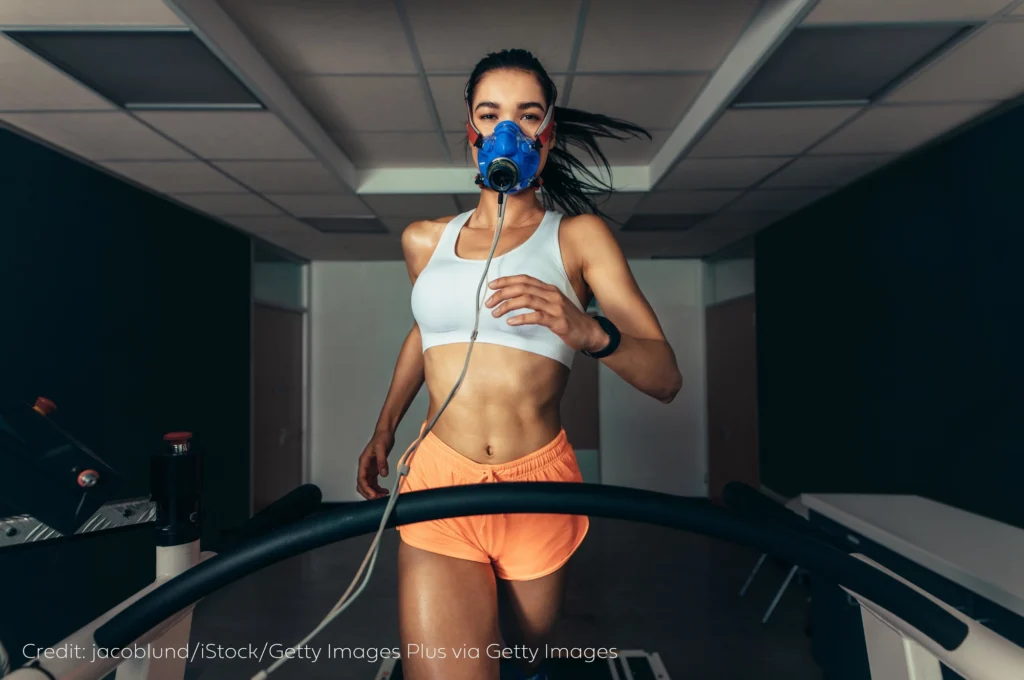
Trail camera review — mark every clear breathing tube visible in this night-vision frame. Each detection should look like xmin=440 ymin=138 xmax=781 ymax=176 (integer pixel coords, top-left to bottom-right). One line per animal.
xmin=251 ymin=193 xmax=509 ymax=680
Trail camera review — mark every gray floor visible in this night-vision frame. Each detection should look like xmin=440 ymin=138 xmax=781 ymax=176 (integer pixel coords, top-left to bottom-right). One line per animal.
xmin=187 ymin=517 xmax=823 ymax=679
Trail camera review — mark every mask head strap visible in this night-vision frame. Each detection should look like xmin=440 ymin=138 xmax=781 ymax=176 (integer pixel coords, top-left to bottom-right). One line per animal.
xmin=464 ymin=79 xmax=557 ymax=150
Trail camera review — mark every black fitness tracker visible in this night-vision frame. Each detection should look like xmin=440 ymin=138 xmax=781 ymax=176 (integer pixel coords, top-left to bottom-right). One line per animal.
xmin=583 ymin=315 xmax=621 ymax=359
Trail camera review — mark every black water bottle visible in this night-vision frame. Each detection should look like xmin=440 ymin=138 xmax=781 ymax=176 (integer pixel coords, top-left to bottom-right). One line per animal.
xmin=150 ymin=431 xmax=202 ymax=547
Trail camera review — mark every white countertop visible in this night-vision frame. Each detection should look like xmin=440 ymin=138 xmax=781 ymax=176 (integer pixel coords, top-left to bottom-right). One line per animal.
xmin=800 ymin=493 xmax=1024 ymax=618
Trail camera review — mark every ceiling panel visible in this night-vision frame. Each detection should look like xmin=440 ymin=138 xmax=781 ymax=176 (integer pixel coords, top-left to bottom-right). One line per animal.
xmin=0 ymin=35 xmax=115 ymax=110
xmin=0 ymin=111 xmax=191 ymax=160
xmin=337 ymin=132 xmax=449 ymax=168
xmin=659 ymin=156 xmax=793 ymax=190
xmin=0 ymin=0 xmax=184 ymax=26
xmin=727 ymin=188 xmax=831 ymax=212
xmin=597 ymin=129 xmax=673 ymax=165
xmin=594 ymin=192 xmax=645 ymax=214
xmin=303 ymin=216 xmax=387 ymax=233
xmin=576 ymin=0 xmax=759 ymax=71
xmin=102 ymin=161 xmax=246 ymax=194
xmin=227 ymin=215 xmax=314 ymax=234
xmin=1015 ymin=3 xmax=1024 ymax=14
xmin=810 ymin=102 xmax=994 ymax=154
xmin=213 ymin=161 xmax=350 ymax=194
xmin=802 ymin=0 xmax=1012 ymax=24
xmin=293 ymin=76 xmax=434 ymax=133
xmin=691 ymin=210 xmax=787 ymax=233
xmin=760 ymin=154 xmax=894 ymax=188
xmin=430 ymin=75 xmax=567 ymax=133
xmin=689 ymin=107 xmax=861 ymax=157
xmin=402 ymin=0 xmax=580 ymax=73
xmin=174 ymin=193 xmax=283 ymax=216
xmin=568 ymin=75 xmax=707 ymax=130
xmin=266 ymin=194 xmax=371 ymax=217
xmin=362 ymin=194 xmax=460 ymax=218
xmin=732 ymin=24 xmax=971 ymax=106
xmin=634 ymin=190 xmax=741 ymax=214
xmin=136 ymin=111 xmax=315 ymax=160
xmin=886 ymin=23 xmax=1024 ymax=103
xmin=446 ymin=133 xmax=474 ymax=168
xmin=219 ymin=0 xmax=416 ymax=75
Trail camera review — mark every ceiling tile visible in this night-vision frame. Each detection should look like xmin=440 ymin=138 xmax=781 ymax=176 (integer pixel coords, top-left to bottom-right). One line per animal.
xmin=266 ymin=194 xmax=371 ymax=216
xmin=403 ymin=0 xmax=580 ymax=73
xmin=228 ymin=215 xmax=314 ymax=234
xmin=598 ymin=129 xmax=673 ymax=165
xmin=634 ymin=190 xmax=741 ymax=213
xmin=446 ymin=132 xmax=474 ymax=168
xmin=0 ymin=0 xmax=184 ymax=25
xmin=379 ymin=216 xmax=415 ymax=233
xmin=594 ymin=192 xmax=645 ymax=214
xmin=689 ymin=107 xmax=861 ymax=157
xmin=361 ymin=194 xmax=459 ymax=218
xmin=213 ymin=161 xmax=350 ymax=194
xmin=726 ymin=188 xmax=832 ymax=212
xmin=136 ymin=111 xmax=314 ymax=160
xmin=102 ymin=161 xmax=246 ymax=194
xmin=886 ymin=23 xmax=1024 ymax=103
xmin=810 ymin=102 xmax=994 ymax=154
xmin=0 ymin=35 xmax=115 ymax=110
xmin=691 ymin=210 xmax=787 ymax=233
xmin=219 ymin=0 xmax=416 ymax=74
xmin=293 ymin=76 xmax=434 ymax=133
xmin=576 ymin=0 xmax=760 ymax=71
xmin=430 ymin=75 xmax=567 ymax=133
xmin=336 ymin=132 xmax=449 ymax=168
xmin=1015 ymin=3 xmax=1024 ymax=14
xmin=803 ymin=0 xmax=1012 ymax=23
xmin=0 ymin=111 xmax=191 ymax=160
xmin=173 ymin=193 xmax=283 ymax=216
xmin=659 ymin=157 xmax=793 ymax=190
xmin=568 ymin=75 xmax=707 ymax=130
xmin=760 ymin=154 xmax=894 ymax=188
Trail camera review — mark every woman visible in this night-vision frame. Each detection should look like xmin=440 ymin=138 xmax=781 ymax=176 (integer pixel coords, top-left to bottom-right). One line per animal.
xmin=356 ymin=49 xmax=683 ymax=680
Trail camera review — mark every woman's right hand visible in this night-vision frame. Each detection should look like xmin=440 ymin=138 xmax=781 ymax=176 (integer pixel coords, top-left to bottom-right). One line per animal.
xmin=357 ymin=430 xmax=395 ymax=499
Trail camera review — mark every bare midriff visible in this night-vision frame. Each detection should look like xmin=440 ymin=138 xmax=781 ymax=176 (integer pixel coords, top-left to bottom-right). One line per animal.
xmin=422 ymin=342 xmax=570 ymax=463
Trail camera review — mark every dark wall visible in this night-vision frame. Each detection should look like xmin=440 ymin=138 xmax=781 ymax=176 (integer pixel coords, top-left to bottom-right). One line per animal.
xmin=0 ymin=128 xmax=251 ymax=666
xmin=755 ymin=100 xmax=1024 ymax=529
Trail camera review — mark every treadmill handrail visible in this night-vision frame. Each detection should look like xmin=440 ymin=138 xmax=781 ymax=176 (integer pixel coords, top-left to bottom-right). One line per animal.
xmin=94 ymin=482 xmax=968 ymax=652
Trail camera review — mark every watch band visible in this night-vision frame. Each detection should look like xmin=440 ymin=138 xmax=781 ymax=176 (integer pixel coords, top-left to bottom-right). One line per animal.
xmin=583 ymin=316 xmax=621 ymax=359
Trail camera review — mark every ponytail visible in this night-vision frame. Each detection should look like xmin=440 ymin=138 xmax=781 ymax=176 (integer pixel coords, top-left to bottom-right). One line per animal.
xmin=465 ymin=49 xmax=651 ymax=219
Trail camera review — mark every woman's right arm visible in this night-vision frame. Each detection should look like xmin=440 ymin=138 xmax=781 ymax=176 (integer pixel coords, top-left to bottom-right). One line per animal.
xmin=356 ymin=220 xmax=442 ymax=500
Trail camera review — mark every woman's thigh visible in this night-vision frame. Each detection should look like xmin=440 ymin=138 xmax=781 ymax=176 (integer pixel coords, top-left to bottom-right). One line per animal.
xmin=398 ymin=540 xmax=502 ymax=680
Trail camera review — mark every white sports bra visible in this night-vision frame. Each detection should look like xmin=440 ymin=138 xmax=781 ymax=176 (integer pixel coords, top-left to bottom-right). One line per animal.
xmin=410 ymin=209 xmax=584 ymax=368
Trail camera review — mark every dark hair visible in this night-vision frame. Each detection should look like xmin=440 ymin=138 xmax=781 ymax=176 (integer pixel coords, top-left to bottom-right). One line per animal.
xmin=464 ymin=48 xmax=651 ymax=218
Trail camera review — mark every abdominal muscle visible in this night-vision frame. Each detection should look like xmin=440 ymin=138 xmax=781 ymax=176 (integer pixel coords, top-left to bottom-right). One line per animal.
xmin=422 ymin=342 xmax=570 ymax=464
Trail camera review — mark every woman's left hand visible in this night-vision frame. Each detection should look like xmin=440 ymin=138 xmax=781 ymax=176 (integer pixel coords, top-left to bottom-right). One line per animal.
xmin=486 ymin=275 xmax=608 ymax=353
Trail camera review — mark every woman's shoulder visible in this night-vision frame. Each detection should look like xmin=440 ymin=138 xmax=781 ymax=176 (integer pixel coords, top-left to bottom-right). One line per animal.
xmin=401 ymin=214 xmax=459 ymax=275
xmin=557 ymin=212 xmax=616 ymax=249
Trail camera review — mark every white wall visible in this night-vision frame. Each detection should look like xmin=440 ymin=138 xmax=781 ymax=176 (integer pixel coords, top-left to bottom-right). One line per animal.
xmin=705 ymin=258 xmax=755 ymax=305
xmin=599 ymin=260 xmax=708 ymax=497
xmin=310 ymin=262 xmax=429 ymax=502
xmin=310 ymin=259 xmax=708 ymax=501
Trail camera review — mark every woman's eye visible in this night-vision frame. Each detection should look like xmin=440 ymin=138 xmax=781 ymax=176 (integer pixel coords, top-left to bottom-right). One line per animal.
xmin=522 ymin=114 xmax=539 ymax=121
xmin=479 ymin=114 xmax=496 ymax=120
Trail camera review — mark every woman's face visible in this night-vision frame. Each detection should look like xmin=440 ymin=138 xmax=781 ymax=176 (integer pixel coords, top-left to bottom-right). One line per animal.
xmin=468 ymin=68 xmax=554 ymax=175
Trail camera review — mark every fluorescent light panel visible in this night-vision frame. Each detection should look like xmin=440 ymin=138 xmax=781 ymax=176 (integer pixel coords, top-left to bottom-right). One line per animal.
xmin=302 ymin=217 xmax=387 ymax=233
xmin=732 ymin=24 xmax=973 ymax=107
xmin=4 ymin=30 xmax=261 ymax=109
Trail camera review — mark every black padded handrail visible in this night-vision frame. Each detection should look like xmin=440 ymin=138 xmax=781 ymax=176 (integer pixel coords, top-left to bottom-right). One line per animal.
xmin=95 ymin=482 xmax=968 ymax=652
xmin=218 ymin=484 xmax=323 ymax=553
xmin=722 ymin=482 xmax=849 ymax=552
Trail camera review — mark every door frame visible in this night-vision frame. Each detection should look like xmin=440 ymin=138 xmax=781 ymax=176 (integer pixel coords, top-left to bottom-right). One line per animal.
xmin=249 ymin=249 xmax=310 ymax=518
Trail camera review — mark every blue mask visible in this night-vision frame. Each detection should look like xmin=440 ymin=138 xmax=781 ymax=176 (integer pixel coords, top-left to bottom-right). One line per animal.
xmin=475 ymin=120 xmax=541 ymax=194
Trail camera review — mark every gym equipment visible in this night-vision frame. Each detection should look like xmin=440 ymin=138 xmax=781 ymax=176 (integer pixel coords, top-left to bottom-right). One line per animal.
xmin=374 ymin=648 xmax=670 ymax=679
xmin=0 ymin=398 xmax=322 ymax=680
xmin=5 ymin=403 xmax=1024 ymax=679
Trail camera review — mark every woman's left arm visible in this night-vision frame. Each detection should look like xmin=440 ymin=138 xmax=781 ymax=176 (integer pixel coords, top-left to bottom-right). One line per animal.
xmin=485 ymin=214 xmax=683 ymax=403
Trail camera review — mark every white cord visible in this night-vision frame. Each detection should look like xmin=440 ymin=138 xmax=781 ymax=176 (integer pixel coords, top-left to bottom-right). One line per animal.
xmin=250 ymin=195 xmax=509 ymax=680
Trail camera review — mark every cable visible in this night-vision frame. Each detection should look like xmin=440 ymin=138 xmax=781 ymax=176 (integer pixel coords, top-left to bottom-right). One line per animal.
xmin=250 ymin=193 xmax=509 ymax=679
